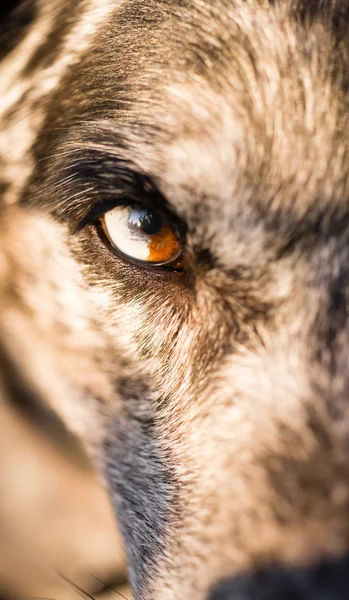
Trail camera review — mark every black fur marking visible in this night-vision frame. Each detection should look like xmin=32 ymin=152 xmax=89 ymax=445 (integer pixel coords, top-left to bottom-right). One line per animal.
xmin=0 ymin=0 xmax=37 ymax=60
xmin=57 ymin=146 xmax=182 ymax=228
xmin=102 ymin=380 xmax=178 ymax=598
xmin=208 ymin=553 xmax=349 ymax=600
xmin=104 ymin=394 xmax=178 ymax=596
xmin=21 ymin=0 xmax=83 ymax=77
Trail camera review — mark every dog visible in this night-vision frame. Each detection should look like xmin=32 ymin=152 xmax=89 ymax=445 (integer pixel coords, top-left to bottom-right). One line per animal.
xmin=1 ymin=1 xmax=349 ymax=599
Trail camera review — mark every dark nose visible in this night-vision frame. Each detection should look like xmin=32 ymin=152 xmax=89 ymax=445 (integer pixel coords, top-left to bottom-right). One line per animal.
xmin=208 ymin=553 xmax=349 ymax=600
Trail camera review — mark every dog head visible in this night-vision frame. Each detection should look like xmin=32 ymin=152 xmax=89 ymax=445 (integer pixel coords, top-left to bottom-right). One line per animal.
xmin=1 ymin=1 xmax=349 ymax=599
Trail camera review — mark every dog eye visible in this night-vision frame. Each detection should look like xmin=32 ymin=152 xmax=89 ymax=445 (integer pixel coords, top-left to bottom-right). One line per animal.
xmin=101 ymin=204 xmax=182 ymax=266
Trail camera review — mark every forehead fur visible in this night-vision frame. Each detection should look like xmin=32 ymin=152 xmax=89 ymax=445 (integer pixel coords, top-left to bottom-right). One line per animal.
xmin=125 ymin=0 xmax=349 ymax=218
xmin=28 ymin=0 xmax=348 ymax=273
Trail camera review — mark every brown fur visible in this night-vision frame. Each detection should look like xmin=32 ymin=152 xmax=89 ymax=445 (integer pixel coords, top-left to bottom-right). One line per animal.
xmin=1 ymin=1 xmax=349 ymax=599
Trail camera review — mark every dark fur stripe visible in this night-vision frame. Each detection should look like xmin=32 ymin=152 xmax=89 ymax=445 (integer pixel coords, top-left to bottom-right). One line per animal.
xmin=0 ymin=0 xmax=37 ymax=60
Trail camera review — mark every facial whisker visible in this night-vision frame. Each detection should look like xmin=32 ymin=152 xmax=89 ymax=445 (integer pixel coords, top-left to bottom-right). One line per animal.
xmin=91 ymin=576 xmax=132 ymax=600
xmin=58 ymin=573 xmax=97 ymax=600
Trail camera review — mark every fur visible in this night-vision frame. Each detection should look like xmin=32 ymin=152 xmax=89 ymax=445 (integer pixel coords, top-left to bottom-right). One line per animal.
xmin=1 ymin=1 xmax=349 ymax=599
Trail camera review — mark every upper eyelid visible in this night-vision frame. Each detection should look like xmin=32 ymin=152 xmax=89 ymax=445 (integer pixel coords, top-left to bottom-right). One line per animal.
xmin=76 ymin=197 xmax=138 ymax=231
xmin=75 ymin=189 xmax=179 ymax=232
xmin=76 ymin=196 xmax=186 ymax=245
xmin=56 ymin=150 xmax=175 ymax=228
xmin=61 ymin=160 xmax=185 ymax=238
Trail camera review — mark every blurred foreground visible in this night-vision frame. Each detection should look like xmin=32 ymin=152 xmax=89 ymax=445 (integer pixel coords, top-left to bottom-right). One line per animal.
xmin=0 ymin=400 xmax=130 ymax=600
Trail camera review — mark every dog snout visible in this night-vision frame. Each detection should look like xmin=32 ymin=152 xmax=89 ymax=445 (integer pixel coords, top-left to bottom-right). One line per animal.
xmin=208 ymin=553 xmax=349 ymax=600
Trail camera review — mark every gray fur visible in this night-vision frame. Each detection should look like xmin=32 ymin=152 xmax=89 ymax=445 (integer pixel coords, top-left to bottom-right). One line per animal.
xmin=1 ymin=1 xmax=349 ymax=599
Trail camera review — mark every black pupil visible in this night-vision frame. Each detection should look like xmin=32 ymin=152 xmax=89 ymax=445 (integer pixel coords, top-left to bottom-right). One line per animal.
xmin=128 ymin=208 xmax=163 ymax=235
